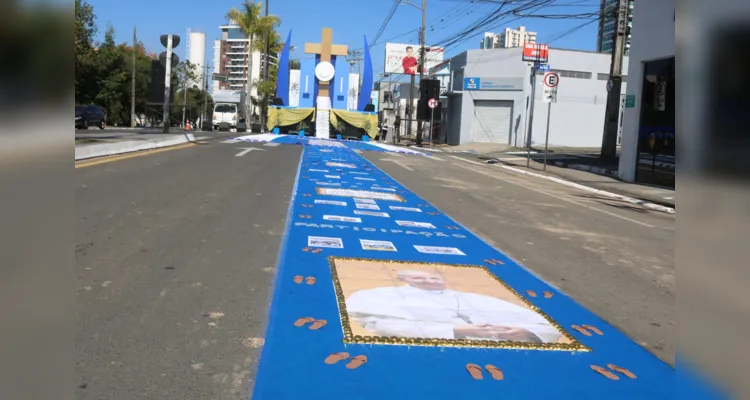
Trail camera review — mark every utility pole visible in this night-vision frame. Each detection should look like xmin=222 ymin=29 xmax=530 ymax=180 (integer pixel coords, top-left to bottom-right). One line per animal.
xmin=347 ymin=50 xmax=363 ymax=89
xmin=600 ymin=0 xmax=628 ymax=160
xmin=415 ymin=0 xmax=427 ymax=146
xmin=260 ymin=0 xmax=270 ymax=133
xmin=131 ymin=27 xmax=136 ymax=128
xmin=401 ymin=0 xmax=427 ymax=145
xmin=162 ymin=35 xmax=174 ymax=133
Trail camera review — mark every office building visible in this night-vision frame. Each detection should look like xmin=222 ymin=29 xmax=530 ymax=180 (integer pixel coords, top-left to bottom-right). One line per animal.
xmin=480 ymin=27 xmax=537 ymax=49
xmin=597 ymin=0 xmax=635 ymax=55
xmin=437 ymin=48 xmax=628 ymax=148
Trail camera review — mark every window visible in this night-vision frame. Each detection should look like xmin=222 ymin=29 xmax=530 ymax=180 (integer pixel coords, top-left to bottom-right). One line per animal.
xmin=537 ymin=69 xmax=592 ymax=79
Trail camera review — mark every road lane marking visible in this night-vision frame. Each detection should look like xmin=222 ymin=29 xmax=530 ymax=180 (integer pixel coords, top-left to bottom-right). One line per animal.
xmin=235 ymin=147 xmax=266 ymax=157
xmin=450 ymin=162 xmax=658 ymax=229
xmin=75 ymin=143 xmax=196 ymax=168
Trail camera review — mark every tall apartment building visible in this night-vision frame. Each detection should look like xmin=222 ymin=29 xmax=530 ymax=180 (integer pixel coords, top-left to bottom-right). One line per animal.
xmin=212 ymin=21 xmax=262 ymax=95
xmin=480 ymin=27 xmax=537 ymax=49
xmin=597 ymin=0 xmax=635 ymax=55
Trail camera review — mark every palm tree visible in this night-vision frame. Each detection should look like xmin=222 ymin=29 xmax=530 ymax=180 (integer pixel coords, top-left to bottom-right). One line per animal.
xmin=226 ymin=1 xmax=280 ymax=123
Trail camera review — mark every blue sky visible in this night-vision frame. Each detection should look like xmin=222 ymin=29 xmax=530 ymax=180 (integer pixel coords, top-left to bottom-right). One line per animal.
xmin=90 ymin=0 xmax=601 ymax=85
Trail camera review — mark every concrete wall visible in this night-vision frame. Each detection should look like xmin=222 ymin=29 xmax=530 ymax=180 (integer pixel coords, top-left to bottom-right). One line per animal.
xmin=618 ymin=0 xmax=675 ymax=182
xmin=445 ymin=47 xmax=628 ymax=148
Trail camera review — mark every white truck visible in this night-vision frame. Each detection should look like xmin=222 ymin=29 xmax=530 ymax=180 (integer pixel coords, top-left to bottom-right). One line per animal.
xmin=212 ymin=103 xmax=240 ymax=131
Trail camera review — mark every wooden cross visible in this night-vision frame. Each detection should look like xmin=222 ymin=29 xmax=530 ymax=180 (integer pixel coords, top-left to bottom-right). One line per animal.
xmin=304 ymin=28 xmax=348 ymax=97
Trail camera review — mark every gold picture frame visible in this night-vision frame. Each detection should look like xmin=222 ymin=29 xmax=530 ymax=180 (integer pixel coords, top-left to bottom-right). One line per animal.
xmin=327 ymin=257 xmax=590 ymax=351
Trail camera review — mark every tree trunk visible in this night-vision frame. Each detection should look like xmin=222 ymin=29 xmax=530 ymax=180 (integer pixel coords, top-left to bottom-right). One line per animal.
xmin=246 ymin=34 xmax=255 ymax=124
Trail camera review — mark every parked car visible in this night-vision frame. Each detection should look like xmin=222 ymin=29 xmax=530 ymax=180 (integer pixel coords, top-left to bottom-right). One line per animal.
xmin=75 ymin=105 xmax=107 ymax=130
xmin=212 ymin=103 xmax=239 ymax=131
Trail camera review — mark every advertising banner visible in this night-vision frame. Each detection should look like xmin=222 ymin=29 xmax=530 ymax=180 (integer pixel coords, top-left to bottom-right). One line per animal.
xmin=385 ymin=43 xmax=444 ymax=75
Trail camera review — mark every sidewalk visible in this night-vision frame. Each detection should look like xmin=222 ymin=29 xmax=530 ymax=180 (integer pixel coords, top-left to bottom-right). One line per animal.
xmin=493 ymin=157 xmax=675 ymax=208
xmin=75 ymin=129 xmax=229 ymax=160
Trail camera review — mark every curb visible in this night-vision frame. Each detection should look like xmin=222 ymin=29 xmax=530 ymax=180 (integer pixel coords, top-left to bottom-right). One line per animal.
xmin=553 ymin=161 xmax=619 ymax=178
xmin=75 ymin=134 xmax=196 ymax=161
xmin=498 ymin=163 xmax=675 ymax=214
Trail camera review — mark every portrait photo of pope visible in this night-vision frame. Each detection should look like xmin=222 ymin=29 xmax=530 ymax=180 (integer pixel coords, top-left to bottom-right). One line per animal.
xmin=333 ymin=259 xmax=570 ymax=344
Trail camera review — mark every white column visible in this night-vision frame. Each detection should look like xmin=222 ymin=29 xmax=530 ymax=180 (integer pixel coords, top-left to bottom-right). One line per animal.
xmin=316 ymin=96 xmax=331 ymax=138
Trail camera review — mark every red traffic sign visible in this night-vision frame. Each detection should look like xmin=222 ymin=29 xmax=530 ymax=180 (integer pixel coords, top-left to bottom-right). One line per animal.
xmin=428 ymin=98 xmax=438 ymax=109
xmin=543 ymin=72 xmax=559 ymax=88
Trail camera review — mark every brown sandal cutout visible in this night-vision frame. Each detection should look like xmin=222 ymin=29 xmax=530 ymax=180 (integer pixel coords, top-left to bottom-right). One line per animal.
xmin=526 ymin=290 xmax=537 ymax=298
xmin=324 ymin=352 xmax=350 ymax=365
xmin=484 ymin=259 xmax=497 ymax=265
xmin=293 ymin=275 xmax=303 ymax=284
xmin=591 ymin=365 xmax=619 ymax=380
xmin=305 ymin=276 xmax=316 ymax=285
xmin=607 ymin=364 xmax=636 ymax=379
xmin=294 ymin=317 xmax=314 ymax=327
xmin=571 ymin=325 xmax=592 ymax=336
xmin=311 ymin=248 xmax=323 ymax=254
xmin=309 ymin=319 xmax=327 ymax=330
xmin=485 ymin=364 xmax=504 ymax=380
xmin=302 ymin=247 xmax=310 ymax=252
xmin=582 ymin=324 xmax=603 ymax=335
xmin=345 ymin=355 xmax=367 ymax=369
xmin=465 ymin=363 xmax=483 ymax=380
xmin=543 ymin=291 xmax=554 ymax=298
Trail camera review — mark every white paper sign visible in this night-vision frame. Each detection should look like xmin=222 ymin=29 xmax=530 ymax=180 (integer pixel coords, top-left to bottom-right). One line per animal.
xmin=353 ymin=198 xmax=377 ymax=205
xmin=360 ymin=239 xmax=397 ymax=252
xmin=389 ymin=206 xmax=422 ymax=212
xmin=323 ymin=215 xmax=362 ymax=223
xmin=413 ymin=245 xmax=465 ymax=255
xmin=353 ymin=210 xmax=390 ymax=217
xmin=317 ymin=188 xmax=404 ymax=201
xmin=396 ymin=220 xmax=436 ymax=229
xmin=315 ymin=199 xmax=347 ymax=206
xmin=308 ymin=236 xmax=343 ymax=249
xmin=356 ymin=203 xmax=380 ymax=210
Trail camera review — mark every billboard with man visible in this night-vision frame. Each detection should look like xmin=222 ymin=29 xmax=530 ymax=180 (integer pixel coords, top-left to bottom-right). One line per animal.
xmin=385 ymin=43 xmax=444 ymax=75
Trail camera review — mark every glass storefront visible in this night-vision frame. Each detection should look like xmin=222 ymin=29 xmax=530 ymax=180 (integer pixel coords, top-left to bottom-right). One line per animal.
xmin=635 ymin=57 xmax=675 ymax=188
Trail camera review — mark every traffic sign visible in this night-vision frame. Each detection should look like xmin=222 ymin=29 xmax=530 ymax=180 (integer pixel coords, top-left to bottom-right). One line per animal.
xmin=536 ymin=63 xmax=551 ymax=72
xmin=428 ymin=98 xmax=438 ymax=109
xmin=543 ymin=72 xmax=559 ymax=88
xmin=542 ymin=72 xmax=559 ymax=103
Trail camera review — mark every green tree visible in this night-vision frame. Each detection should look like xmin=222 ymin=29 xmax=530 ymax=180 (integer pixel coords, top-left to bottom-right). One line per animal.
xmin=289 ymin=59 xmax=301 ymax=70
xmin=226 ymin=1 xmax=280 ymax=123
xmin=92 ymin=25 xmax=129 ymax=125
xmin=75 ymin=0 xmax=97 ymax=102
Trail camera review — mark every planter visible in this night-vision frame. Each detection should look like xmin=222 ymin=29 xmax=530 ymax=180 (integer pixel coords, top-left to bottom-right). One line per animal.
xmin=361 ymin=135 xmax=370 ymax=142
xmin=272 ymin=127 xmax=280 ymax=134
xmin=336 ymin=134 xmax=342 ymax=140
xmin=298 ymin=130 xmax=305 ymax=137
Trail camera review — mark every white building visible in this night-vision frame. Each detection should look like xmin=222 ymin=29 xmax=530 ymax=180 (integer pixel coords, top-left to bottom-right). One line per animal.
xmin=439 ymin=48 xmax=628 ymax=148
xmin=186 ymin=29 xmax=206 ymax=89
xmin=617 ymin=0 xmax=674 ymax=188
xmin=480 ymin=27 xmax=537 ymax=49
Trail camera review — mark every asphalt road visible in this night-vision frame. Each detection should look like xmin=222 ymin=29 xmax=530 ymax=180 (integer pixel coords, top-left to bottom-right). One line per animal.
xmin=363 ymin=151 xmax=675 ymax=365
xmin=76 ymin=141 xmax=300 ymax=399
xmin=76 ymin=141 xmax=675 ymax=398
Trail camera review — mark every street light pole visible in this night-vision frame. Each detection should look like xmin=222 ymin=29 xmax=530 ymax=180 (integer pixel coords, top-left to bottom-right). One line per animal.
xmin=401 ymin=0 xmax=427 ymax=145
xmin=131 ymin=26 xmax=136 ymax=128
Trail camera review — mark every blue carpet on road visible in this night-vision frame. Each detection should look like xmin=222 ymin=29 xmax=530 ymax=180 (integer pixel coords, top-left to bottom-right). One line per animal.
xmin=251 ymin=144 xmax=687 ymax=399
